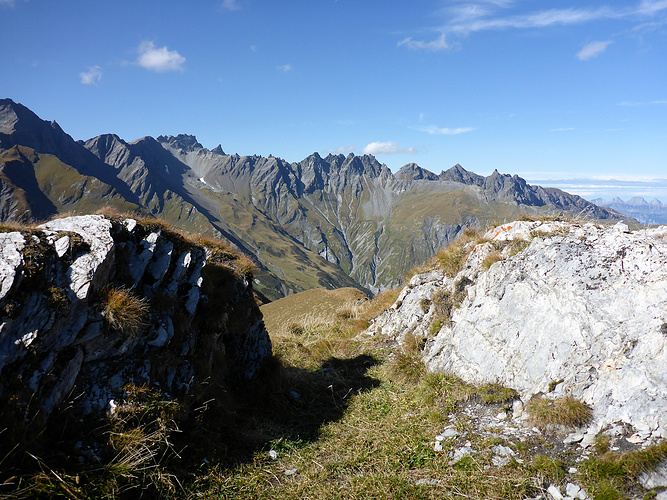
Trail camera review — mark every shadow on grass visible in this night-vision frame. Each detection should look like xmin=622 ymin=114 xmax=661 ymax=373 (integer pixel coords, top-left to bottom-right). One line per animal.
xmin=178 ymin=353 xmax=381 ymax=469
xmin=0 ymin=353 xmax=380 ymax=498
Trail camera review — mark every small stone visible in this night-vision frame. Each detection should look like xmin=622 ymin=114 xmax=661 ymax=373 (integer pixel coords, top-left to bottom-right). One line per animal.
xmin=496 ymin=411 xmax=507 ymax=420
xmin=580 ymin=431 xmax=598 ymax=448
xmin=54 ymin=236 xmax=70 ymax=257
xmin=450 ymin=446 xmax=473 ymax=464
xmin=564 ymin=432 xmax=584 ymax=445
xmin=268 ymin=450 xmax=278 ymax=460
xmin=492 ymin=455 xmax=511 ymax=467
xmin=284 ymin=468 xmax=297 ymax=476
xmin=493 ymin=445 xmax=515 ymax=456
xmin=434 ymin=441 xmax=443 ymax=452
xmin=626 ymin=433 xmax=643 ymax=444
xmin=441 ymin=427 xmax=458 ymax=438
xmin=435 ymin=435 xmax=445 ymax=442
xmin=512 ymin=400 xmax=524 ymax=418
xmin=565 ymin=483 xmax=581 ymax=498
xmin=568 ymin=467 xmax=578 ymax=474
xmin=547 ymin=484 xmax=563 ymax=500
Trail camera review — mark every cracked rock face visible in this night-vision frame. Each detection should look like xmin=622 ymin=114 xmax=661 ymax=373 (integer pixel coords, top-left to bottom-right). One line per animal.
xmin=0 ymin=215 xmax=271 ymax=419
xmin=369 ymin=220 xmax=667 ymax=445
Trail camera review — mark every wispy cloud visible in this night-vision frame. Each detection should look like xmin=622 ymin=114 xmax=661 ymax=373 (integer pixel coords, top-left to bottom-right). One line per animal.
xmin=576 ymin=40 xmax=612 ymax=60
xmin=403 ymin=0 xmax=667 ymax=50
xmin=452 ymin=7 xmax=620 ymax=34
xmin=550 ymin=127 xmax=575 ymax=132
xmin=618 ymin=99 xmax=667 ymax=105
xmin=221 ymin=0 xmax=241 ymax=11
xmin=526 ymin=175 xmax=667 ymax=202
xmin=136 ymin=41 xmax=185 ymax=72
xmin=412 ymin=125 xmax=475 ymax=135
xmin=80 ymin=66 xmax=102 ymax=85
xmin=362 ymin=141 xmax=417 ymax=155
xmin=277 ymin=64 xmax=292 ymax=72
xmin=397 ymin=32 xmax=450 ymax=51
xmin=637 ymin=0 xmax=667 ymax=15
xmin=0 ymin=0 xmax=15 ymax=7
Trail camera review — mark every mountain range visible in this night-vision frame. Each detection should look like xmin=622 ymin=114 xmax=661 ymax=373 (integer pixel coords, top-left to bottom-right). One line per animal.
xmin=0 ymin=98 xmax=629 ymax=300
xmin=591 ymin=197 xmax=667 ymax=225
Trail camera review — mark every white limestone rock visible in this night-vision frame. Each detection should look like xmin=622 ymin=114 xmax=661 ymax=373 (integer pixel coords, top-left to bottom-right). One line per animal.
xmin=40 ymin=215 xmax=115 ymax=300
xmin=0 ymin=232 xmax=25 ymax=300
xmin=405 ymin=221 xmax=667 ymax=443
xmin=363 ymin=269 xmax=452 ymax=343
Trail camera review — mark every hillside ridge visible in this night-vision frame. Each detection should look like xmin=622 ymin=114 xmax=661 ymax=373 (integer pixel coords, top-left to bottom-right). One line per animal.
xmin=0 ymin=98 xmax=630 ymax=299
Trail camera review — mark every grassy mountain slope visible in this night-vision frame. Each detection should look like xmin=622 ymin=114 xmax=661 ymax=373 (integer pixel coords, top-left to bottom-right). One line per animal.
xmin=0 ymin=145 xmax=140 ymax=221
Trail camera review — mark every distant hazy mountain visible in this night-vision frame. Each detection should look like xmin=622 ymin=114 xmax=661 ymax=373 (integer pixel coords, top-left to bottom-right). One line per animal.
xmin=0 ymin=98 xmax=629 ymax=300
xmin=591 ymin=197 xmax=667 ymax=225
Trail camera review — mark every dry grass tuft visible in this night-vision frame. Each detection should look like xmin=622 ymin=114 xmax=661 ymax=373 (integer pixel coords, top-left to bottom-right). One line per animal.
xmin=94 ymin=206 xmax=143 ymax=220
xmin=105 ymin=384 xmax=183 ymax=496
xmin=526 ymin=395 xmax=592 ymax=429
xmin=387 ymin=332 xmax=426 ymax=384
xmin=481 ymin=251 xmax=503 ymax=270
xmin=360 ymin=286 xmax=403 ymax=322
xmin=0 ymin=220 xmax=32 ymax=233
xmin=102 ymin=287 xmax=150 ymax=336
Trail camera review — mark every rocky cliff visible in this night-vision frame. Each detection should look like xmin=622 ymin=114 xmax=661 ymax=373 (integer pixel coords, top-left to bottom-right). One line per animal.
xmin=0 ymin=215 xmax=271 ymax=422
xmin=365 ymin=219 xmax=667 ymax=449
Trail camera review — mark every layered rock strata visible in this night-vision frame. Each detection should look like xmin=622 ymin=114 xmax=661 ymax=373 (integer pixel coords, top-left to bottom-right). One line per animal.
xmin=0 ymin=215 xmax=271 ymax=419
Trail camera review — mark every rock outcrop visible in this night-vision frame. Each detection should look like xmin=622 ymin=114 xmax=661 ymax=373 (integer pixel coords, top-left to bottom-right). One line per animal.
xmin=0 ymin=215 xmax=271 ymax=420
xmin=365 ymin=219 xmax=667 ymax=446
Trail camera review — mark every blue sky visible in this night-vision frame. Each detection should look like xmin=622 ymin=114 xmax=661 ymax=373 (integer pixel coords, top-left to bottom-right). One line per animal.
xmin=2 ymin=0 xmax=666 ymax=202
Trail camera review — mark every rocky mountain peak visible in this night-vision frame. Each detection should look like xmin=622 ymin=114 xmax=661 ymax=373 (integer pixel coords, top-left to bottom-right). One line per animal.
xmin=440 ymin=163 xmax=485 ymax=186
xmin=157 ymin=134 xmax=203 ymax=152
xmin=395 ymin=163 xmax=438 ymax=182
xmin=212 ymin=144 xmax=225 ymax=155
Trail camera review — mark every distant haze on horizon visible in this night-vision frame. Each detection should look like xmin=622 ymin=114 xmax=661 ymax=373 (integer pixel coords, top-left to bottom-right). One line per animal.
xmin=2 ymin=0 xmax=665 ymax=202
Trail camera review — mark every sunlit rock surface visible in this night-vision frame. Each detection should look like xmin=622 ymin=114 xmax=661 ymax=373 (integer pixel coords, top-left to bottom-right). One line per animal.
xmin=368 ymin=220 xmax=667 ymax=445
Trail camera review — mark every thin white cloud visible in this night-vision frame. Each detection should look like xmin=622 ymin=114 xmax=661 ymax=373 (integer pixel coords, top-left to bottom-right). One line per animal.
xmin=136 ymin=41 xmax=185 ymax=73
xmin=550 ymin=127 xmax=575 ymax=132
xmin=576 ymin=40 xmax=612 ymax=61
xmin=362 ymin=141 xmax=417 ymax=155
xmin=277 ymin=64 xmax=292 ymax=72
xmin=0 ymin=0 xmax=15 ymax=7
xmin=413 ymin=125 xmax=475 ymax=135
xmin=637 ymin=0 xmax=667 ymax=15
xmin=221 ymin=0 xmax=241 ymax=11
xmin=406 ymin=0 xmax=667 ymax=49
xmin=397 ymin=32 xmax=450 ymax=51
xmin=518 ymin=174 xmax=667 ymax=203
xmin=80 ymin=66 xmax=102 ymax=85
xmin=618 ymin=99 xmax=667 ymax=105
